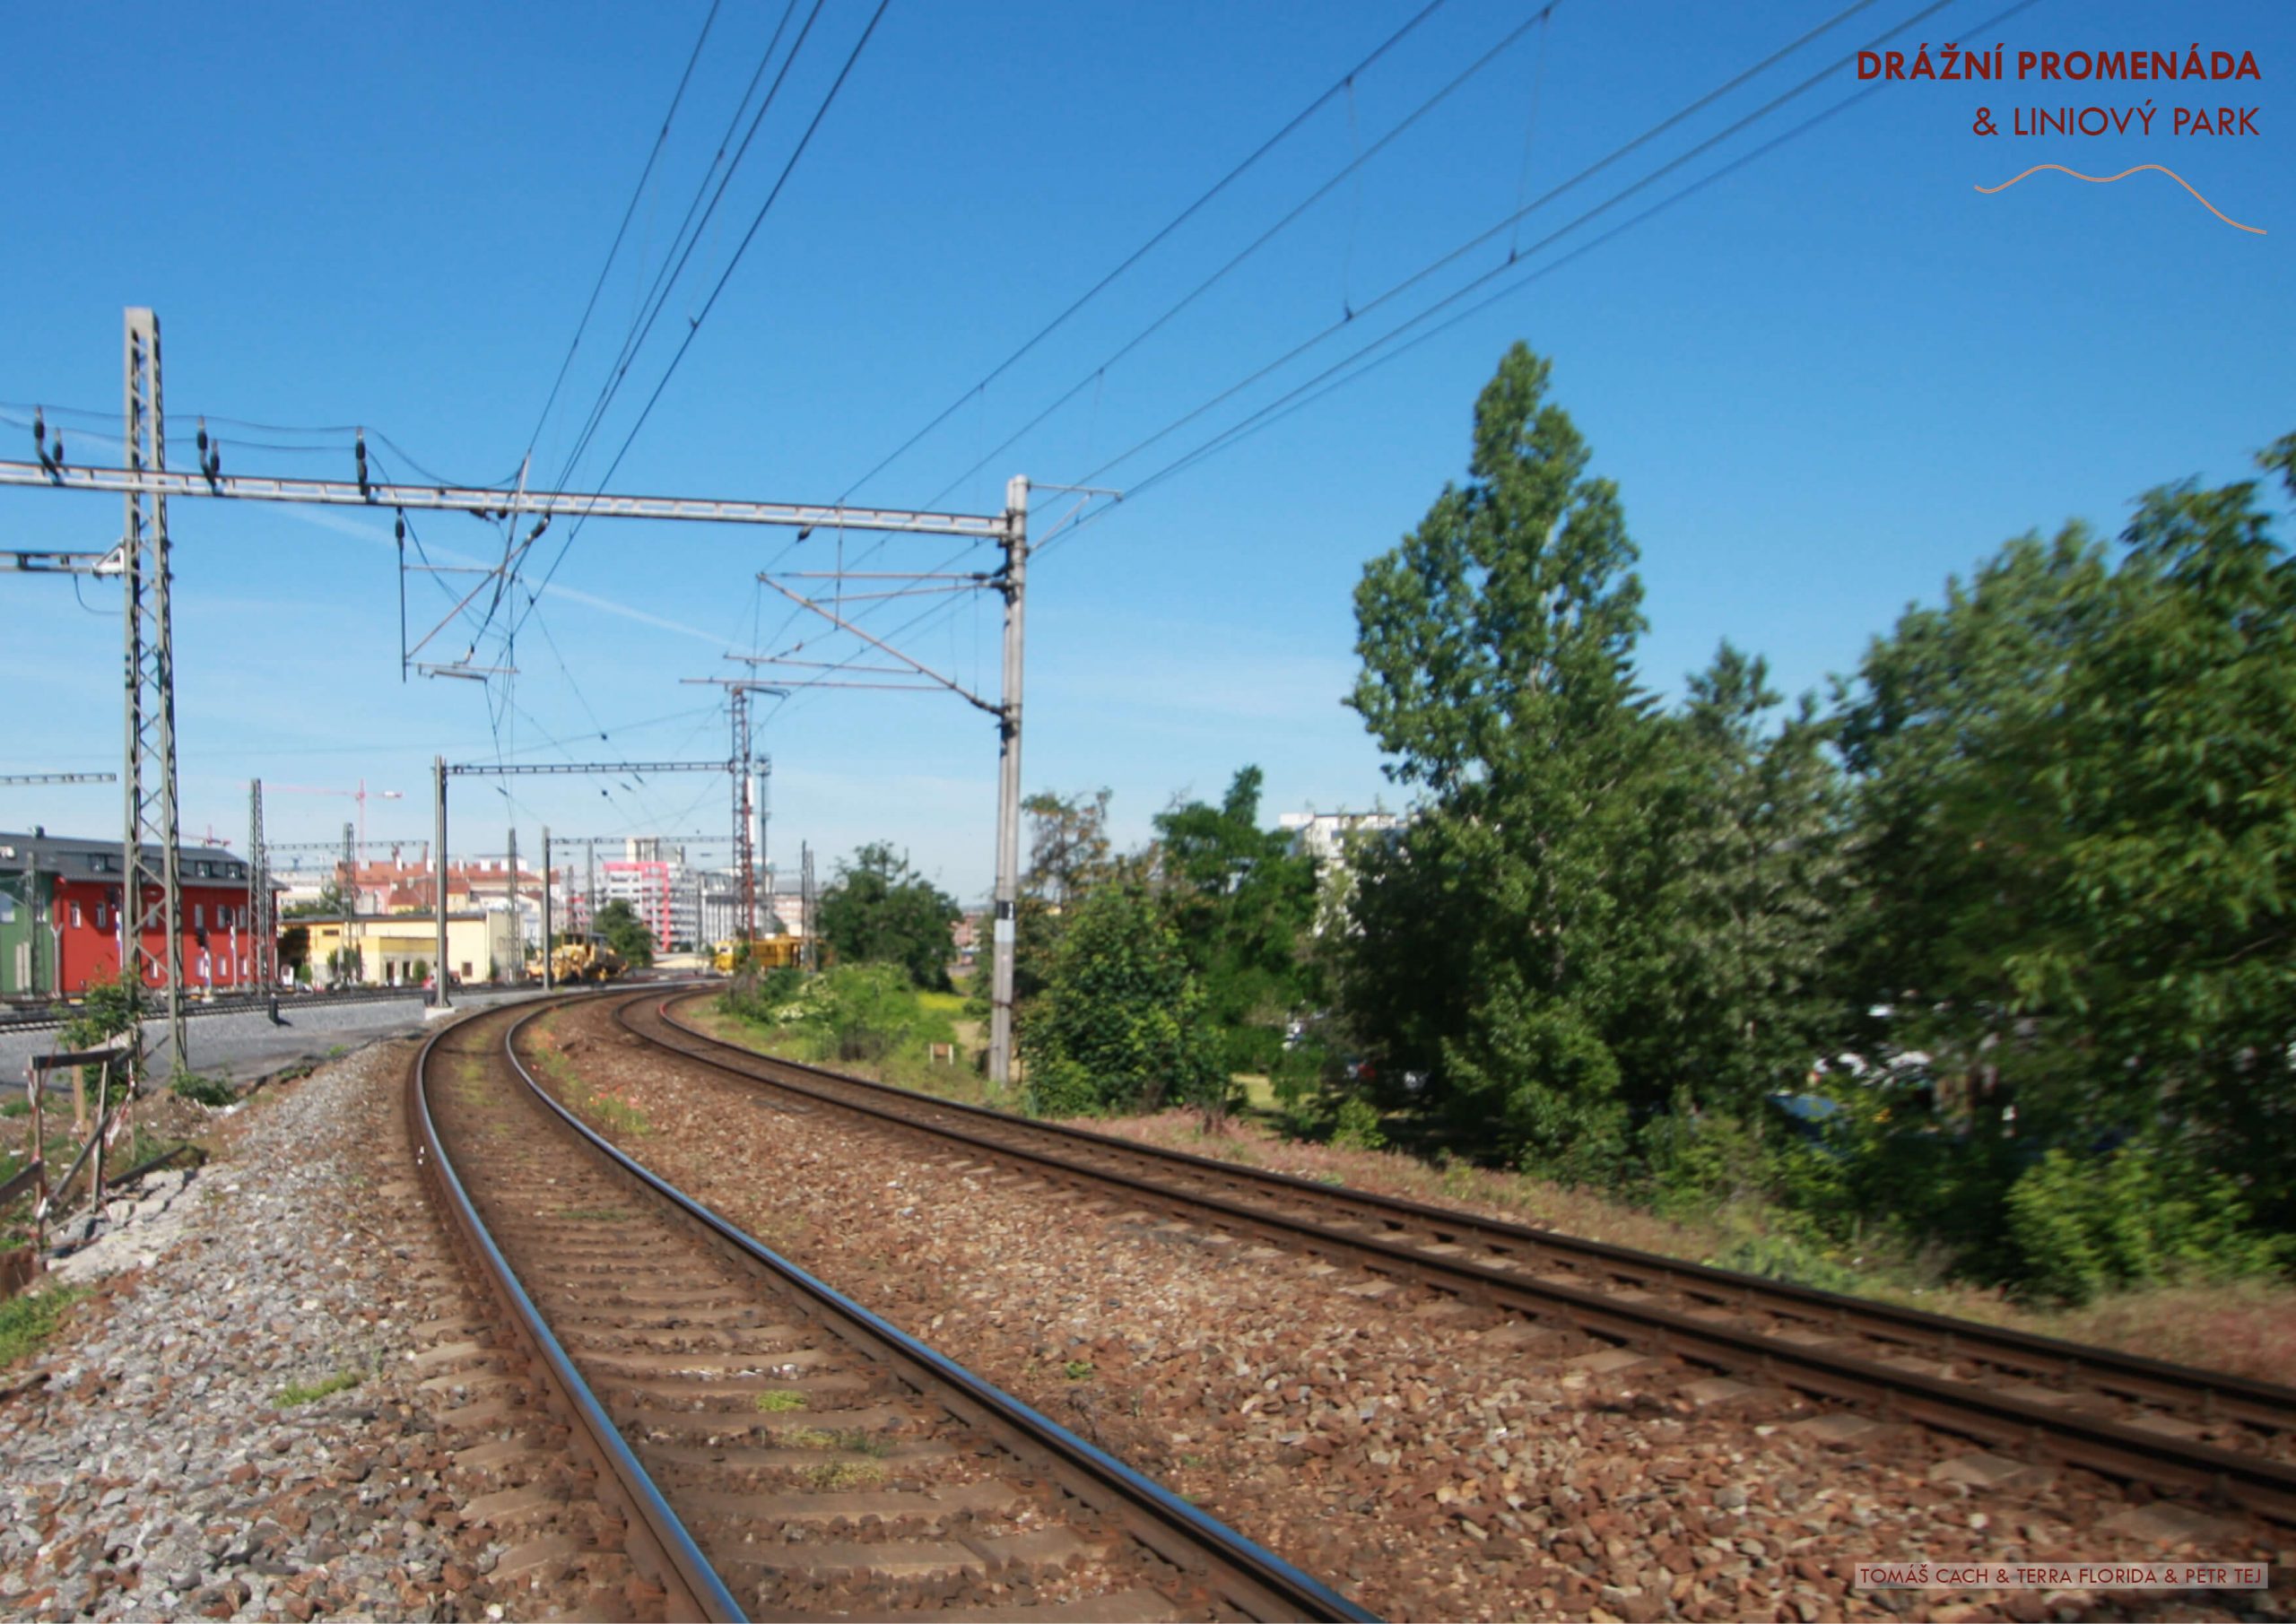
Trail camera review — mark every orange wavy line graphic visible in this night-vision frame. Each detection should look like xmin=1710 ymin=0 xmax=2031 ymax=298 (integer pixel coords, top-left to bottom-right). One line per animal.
xmin=1974 ymin=163 xmax=2266 ymax=235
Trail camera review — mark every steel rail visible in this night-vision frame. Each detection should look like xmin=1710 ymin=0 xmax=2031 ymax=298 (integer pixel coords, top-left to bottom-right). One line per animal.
xmin=501 ymin=996 xmax=1377 ymax=1624
xmin=631 ymin=990 xmax=2296 ymax=1525
xmin=643 ymin=991 xmax=2296 ymax=1420
xmin=410 ymin=995 xmax=744 ymax=1623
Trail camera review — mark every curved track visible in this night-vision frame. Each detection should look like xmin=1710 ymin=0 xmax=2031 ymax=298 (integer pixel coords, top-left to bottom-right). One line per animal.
xmin=624 ymin=987 xmax=2296 ymax=1527
xmin=411 ymin=992 xmax=1374 ymax=1623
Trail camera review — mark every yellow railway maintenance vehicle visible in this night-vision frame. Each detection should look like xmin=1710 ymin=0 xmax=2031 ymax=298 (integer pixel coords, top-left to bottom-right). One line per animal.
xmin=712 ymin=937 xmax=803 ymax=974
xmin=551 ymin=940 xmax=627 ymax=984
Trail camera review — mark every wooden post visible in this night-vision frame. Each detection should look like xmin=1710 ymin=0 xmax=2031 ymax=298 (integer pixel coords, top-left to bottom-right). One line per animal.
xmin=87 ymin=1061 xmax=108 ymax=1212
xmin=28 ymin=1058 xmax=46 ymax=1255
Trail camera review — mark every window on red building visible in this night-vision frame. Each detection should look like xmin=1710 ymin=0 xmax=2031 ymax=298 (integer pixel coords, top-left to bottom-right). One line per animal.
xmin=71 ymin=902 xmax=83 ymax=928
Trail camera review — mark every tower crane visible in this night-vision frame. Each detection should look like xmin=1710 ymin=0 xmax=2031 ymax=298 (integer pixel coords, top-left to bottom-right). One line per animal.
xmin=272 ymin=781 xmax=404 ymax=855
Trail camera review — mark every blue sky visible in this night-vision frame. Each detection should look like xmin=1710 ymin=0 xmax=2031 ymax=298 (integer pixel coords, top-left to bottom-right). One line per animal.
xmin=0 ymin=0 xmax=2286 ymax=899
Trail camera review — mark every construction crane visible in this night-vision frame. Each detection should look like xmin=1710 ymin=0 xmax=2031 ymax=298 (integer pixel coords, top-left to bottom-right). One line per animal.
xmin=272 ymin=781 xmax=404 ymax=855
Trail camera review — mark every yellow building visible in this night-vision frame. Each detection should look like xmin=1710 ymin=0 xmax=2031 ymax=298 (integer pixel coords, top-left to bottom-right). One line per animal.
xmin=291 ymin=909 xmax=521 ymax=987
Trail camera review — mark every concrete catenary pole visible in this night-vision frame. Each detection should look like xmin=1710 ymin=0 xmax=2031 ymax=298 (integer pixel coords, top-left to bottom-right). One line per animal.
xmin=505 ymin=826 xmax=519 ymax=982
xmin=541 ymin=826 xmax=552 ymax=991
xmin=987 ymin=475 xmax=1030 ymax=1090
xmin=432 ymin=756 xmax=450 ymax=1010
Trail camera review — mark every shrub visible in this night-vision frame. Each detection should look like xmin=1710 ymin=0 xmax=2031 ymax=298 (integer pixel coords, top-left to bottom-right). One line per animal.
xmin=1331 ymin=1096 xmax=1387 ymax=1152
xmin=1022 ymin=881 xmax=1225 ymax=1117
xmin=2005 ymin=1143 xmax=2288 ymax=1306
xmin=1707 ymin=1232 xmax=1863 ymax=1294
xmin=728 ymin=962 xmax=956 ymax=1073
xmin=170 ymin=1073 xmax=237 ymax=1107
xmin=1025 ymin=1055 xmax=1101 ymax=1119
xmin=1222 ymin=1025 xmax=1283 ymax=1076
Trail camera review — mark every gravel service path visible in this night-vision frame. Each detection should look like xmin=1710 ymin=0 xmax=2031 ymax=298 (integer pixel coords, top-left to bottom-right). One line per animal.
xmin=538 ymin=998 xmax=2292 ymax=1623
xmin=0 ymin=1040 xmax=662 ymax=1622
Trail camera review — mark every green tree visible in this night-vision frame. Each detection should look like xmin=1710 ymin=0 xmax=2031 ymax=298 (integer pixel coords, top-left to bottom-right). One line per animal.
xmin=978 ymin=788 xmax=1119 ymax=1020
xmin=816 ymin=843 xmax=960 ymax=990
xmin=1024 ymin=880 xmax=1225 ymax=1119
xmin=283 ymin=878 xmax=351 ymax=919
xmin=59 ymin=973 xmax=137 ymax=1099
xmin=1658 ymin=642 xmax=1852 ymax=1122
xmin=277 ymin=925 xmax=310 ymax=976
xmin=1025 ymin=786 xmax=1114 ymax=908
xmin=1152 ymin=766 xmax=1318 ymax=1069
xmin=593 ymin=899 xmax=656 ymax=968
xmin=1344 ymin=343 xmax=1673 ymax=1180
xmin=1838 ymin=433 xmax=2296 ymax=1229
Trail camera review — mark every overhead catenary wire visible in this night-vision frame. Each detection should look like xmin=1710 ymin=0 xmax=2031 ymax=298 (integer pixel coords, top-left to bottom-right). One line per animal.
xmin=1045 ymin=0 xmax=1909 ymax=506
xmin=837 ymin=0 xmax=1460 ymax=504
xmin=542 ymin=0 xmax=809 ymax=499
xmin=798 ymin=0 xmax=1892 ymax=668
xmin=518 ymin=0 xmax=726 ymax=483
xmin=430 ymin=0 xmax=813 ymax=675
xmin=906 ymin=0 xmax=1564 ymax=520
xmin=507 ymin=0 xmax=892 ymax=647
xmin=1031 ymin=0 xmax=2041 ymax=565
xmin=0 ymin=404 xmax=517 ymax=489
xmin=447 ymin=0 xmax=829 ymax=670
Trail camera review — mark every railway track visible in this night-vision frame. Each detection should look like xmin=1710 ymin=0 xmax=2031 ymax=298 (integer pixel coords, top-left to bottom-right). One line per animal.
xmin=621 ymin=987 xmax=2296 ymax=1531
xmin=410 ymin=991 xmax=1373 ymax=1623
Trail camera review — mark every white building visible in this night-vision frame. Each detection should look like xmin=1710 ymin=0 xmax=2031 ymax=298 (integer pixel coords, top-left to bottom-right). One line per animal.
xmin=1278 ymin=810 xmax=1404 ymax=866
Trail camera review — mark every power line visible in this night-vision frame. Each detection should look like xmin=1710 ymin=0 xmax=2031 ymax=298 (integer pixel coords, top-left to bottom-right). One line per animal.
xmin=439 ymin=0 xmax=819 ymax=666
xmin=509 ymin=0 xmax=892 ymax=643
xmin=819 ymin=0 xmax=1883 ymax=650
xmin=518 ymin=0 xmax=726 ymax=481
xmin=910 ymin=0 xmax=1560 ymax=516
xmin=1054 ymin=0 xmax=1908 ymax=501
xmin=0 ymin=402 xmax=520 ymax=489
xmin=544 ymin=0 xmax=816 ymax=499
xmin=837 ymin=0 xmax=1459 ymax=504
xmin=1034 ymin=0 xmax=2039 ymax=564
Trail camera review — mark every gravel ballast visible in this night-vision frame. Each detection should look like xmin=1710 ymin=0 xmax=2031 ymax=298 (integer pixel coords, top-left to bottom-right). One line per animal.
xmin=535 ymin=1000 xmax=2291 ymax=1623
xmin=0 ymin=1038 xmax=652 ymax=1622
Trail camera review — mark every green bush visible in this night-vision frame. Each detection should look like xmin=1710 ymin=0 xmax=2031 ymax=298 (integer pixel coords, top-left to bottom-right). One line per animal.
xmin=1640 ymin=1106 xmax=1770 ymax=1218
xmin=1707 ymin=1232 xmax=1863 ymax=1294
xmin=1025 ymin=1055 xmax=1102 ymax=1118
xmin=1222 ymin=1025 xmax=1283 ymax=1076
xmin=170 ymin=1073 xmax=237 ymax=1107
xmin=2005 ymin=1143 xmax=2287 ymax=1306
xmin=733 ymin=962 xmax=954 ymax=1072
xmin=1331 ymin=1096 xmax=1387 ymax=1152
xmin=1022 ymin=882 xmax=1225 ymax=1117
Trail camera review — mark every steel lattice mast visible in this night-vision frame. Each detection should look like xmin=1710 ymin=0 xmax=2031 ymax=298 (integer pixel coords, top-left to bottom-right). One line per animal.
xmin=246 ymin=779 xmax=276 ymax=1017
xmin=120 ymin=308 xmax=187 ymax=1084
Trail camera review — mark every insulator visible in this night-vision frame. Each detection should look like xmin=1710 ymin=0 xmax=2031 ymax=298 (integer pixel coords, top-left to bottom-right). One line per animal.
xmin=395 ymin=515 xmax=406 ymax=543
xmin=196 ymin=421 xmax=209 ymax=455
xmin=49 ymin=436 xmax=63 ymax=467
xmin=31 ymin=409 xmax=44 ymax=446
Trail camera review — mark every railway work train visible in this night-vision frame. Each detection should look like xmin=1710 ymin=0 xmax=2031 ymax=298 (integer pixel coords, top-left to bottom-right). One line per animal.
xmin=711 ymin=936 xmax=803 ymax=974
